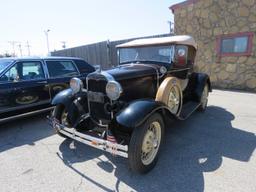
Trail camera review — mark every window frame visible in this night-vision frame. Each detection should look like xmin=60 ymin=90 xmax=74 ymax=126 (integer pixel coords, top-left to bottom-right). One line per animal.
xmin=216 ymin=32 xmax=254 ymax=57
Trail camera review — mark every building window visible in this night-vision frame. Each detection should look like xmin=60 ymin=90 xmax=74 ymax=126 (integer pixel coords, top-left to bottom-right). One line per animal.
xmin=217 ymin=32 xmax=254 ymax=57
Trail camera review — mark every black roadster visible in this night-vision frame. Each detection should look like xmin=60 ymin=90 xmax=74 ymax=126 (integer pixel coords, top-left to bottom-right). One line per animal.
xmin=51 ymin=35 xmax=211 ymax=173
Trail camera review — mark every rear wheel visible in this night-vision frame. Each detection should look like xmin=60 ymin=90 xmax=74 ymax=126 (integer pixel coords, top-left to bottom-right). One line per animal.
xmin=198 ymin=84 xmax=209 ymax=112
xmin=128 ymin=113 xmax=164 ymax=174
xmin=52 ymin=105 xmax=71 ymax=138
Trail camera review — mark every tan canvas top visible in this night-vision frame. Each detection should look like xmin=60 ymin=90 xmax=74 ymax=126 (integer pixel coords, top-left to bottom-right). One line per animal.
xmin=116 ymin=35 xmax=197 ymax=49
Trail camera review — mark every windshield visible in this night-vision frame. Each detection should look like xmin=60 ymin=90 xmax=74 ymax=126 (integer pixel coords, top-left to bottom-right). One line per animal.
xmin=0 ymin=60 xmax=13 ymax=73
xmin=119 ymin=45 xmax=174 ymax=65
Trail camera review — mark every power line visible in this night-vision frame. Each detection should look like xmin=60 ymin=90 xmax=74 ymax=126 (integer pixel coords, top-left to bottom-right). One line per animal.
xmin=8 ymin=41 xmax=18 ymax=56
xmin=26 ymin=41 xmax=31 ymax=56
xmin=17 ymin=43 xmax=23 ymax=56
xmin=167 ymin=21 xmax=174 ymax=34
xmin=44 ymin=29 xmax=50 ymax=55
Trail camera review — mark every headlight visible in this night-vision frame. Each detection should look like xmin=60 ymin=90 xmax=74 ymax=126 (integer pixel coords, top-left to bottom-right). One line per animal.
xmin=106 ymin=81 xmax=122 ymax=100
xmin=70 ymin=77 xmax=83 ymax=94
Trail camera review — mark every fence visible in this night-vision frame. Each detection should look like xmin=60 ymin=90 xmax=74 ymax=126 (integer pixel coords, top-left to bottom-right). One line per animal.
xmin=51 ymin=34 xmax=171 ymax=69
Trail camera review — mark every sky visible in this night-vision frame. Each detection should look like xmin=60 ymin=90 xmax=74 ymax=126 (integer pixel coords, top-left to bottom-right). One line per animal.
xmin=0 ymin=0 xmax=182 ymax=56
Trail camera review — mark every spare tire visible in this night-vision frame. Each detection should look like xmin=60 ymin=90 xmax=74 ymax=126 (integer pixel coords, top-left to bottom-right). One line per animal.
xmin=155 ymin=77 xmax=182 ymax=115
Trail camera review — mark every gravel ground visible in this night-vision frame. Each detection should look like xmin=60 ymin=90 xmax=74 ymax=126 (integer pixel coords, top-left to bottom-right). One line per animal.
xmin=0 ymin=89 xmax=255 ymax=192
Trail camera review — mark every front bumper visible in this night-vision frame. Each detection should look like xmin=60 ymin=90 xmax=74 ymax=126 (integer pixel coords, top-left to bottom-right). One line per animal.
xmin=51 ymin=118 xmax=128 ymax=158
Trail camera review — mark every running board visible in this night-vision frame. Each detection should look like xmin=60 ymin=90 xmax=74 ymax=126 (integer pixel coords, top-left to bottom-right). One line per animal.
xmin=52 ymin=118 xmax=128 ymax=158
xmin=178 ymin=101 xmax=200 ymax=120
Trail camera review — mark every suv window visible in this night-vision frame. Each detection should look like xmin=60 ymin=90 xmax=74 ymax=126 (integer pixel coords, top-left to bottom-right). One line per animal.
xmin=74 ymin=60 xmax=95 ymax=74
xmin=46 ymin=60 xmax=79 ymax=78
xmin=0 ymin=61 xmax=44 ymax=82
xmin=0 ymin=64 xmax=19 ymax=82
xmin=21 ymin=62 xmax=45 ymax=80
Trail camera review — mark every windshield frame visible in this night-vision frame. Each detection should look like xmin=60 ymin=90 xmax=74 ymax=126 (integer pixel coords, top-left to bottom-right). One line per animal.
xmin=0 ymin=59 xmax=15 ymax=75
xmin=118 ymin=45 xmax=175 ymax=66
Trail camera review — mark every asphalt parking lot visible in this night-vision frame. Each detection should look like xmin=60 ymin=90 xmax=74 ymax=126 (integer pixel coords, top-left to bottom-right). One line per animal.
xmin=0 ymin=89 xmax=255 ymax=192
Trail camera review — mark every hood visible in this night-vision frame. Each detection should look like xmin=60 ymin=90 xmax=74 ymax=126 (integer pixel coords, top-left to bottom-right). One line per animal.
xmin=106 ymin=64 xmax=161 ymax=80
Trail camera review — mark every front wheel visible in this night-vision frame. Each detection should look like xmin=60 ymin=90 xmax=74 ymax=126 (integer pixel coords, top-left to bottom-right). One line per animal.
xmin=128 ymin=113 xmax=165 ymax=174
xmin=52 ymin=104 xmax=71 ymax=138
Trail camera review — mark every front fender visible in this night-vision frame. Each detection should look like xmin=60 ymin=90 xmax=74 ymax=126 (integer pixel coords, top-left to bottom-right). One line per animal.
xmin=52 ymin=88 xmax=74 ymax=109
xmin=116 ymin=99 xmax=173 ymax=131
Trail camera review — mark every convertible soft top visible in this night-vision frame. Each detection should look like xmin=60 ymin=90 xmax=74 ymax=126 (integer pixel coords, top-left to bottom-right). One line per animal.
xmin=116 ymin=35 xmax=197 ymax=49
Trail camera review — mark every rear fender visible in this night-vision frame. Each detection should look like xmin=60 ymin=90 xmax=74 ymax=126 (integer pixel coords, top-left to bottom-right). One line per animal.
xmin=194 ymin=73 xmax=212 ymax=101
xmin=115 ymin=99 xmax=174 ymax=132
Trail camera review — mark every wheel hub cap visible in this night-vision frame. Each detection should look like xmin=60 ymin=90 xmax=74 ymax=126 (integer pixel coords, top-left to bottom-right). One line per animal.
xmin=168 ymin=87 xmax=180 ymax=114
xmin=141 ymin=121 xmax=161 ymax=165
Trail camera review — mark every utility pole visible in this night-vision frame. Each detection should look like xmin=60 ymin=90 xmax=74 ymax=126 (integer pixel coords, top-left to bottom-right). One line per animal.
xmin=26 ymin=41 xmax=31 ymax=56
xmin=17 ymin=43 xmax=23 ymax=56
xmin=168 ymin=21 xmax=174 ymax=34
xmin=61 ymin=41 xmax=66 ymax=49
xmin=8 ymin=41 xmax=18 ymax=56
xmin=44 ymin=29 xmax=50 ymax=55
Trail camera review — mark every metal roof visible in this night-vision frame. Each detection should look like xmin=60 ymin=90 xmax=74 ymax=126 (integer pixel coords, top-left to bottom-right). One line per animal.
xmin=116 ymin=35 xmax=197 ymax=49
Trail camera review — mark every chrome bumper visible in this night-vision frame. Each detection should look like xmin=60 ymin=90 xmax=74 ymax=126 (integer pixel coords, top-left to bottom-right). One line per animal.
xmin=52 ymin=118 xmax=128 ymax=158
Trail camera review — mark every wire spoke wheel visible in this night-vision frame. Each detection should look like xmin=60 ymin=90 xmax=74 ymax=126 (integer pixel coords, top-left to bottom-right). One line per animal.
xmin=52 ymin=105 xmax=71 ymax=138
xmin=61 ymin=110 xmax=71 ymax=127
xmin=198 ymin=84 xmax=209 ymax=111
xmin=128 ymin=113 xmax=164 ymax=173
xmin=141 ymin=121 xmax=162 ymax=165
xmin=201 ymin=85 xmax=208 ymax=107
xmin=167 ymin=86 xmax=181 ymax=114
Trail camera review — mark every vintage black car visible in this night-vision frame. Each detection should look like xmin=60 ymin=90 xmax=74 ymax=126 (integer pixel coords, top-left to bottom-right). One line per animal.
xmin=0 ymin=57 xmax=95 ymax=123
xmin=51 ymin=35 xmax=211 ymax=173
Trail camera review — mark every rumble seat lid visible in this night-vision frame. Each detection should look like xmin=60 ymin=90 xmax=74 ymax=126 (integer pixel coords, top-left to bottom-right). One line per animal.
xmin=116 ymin=35 xmax=197 ymax=49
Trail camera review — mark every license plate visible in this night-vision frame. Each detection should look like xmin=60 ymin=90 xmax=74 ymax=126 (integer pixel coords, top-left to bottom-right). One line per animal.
xmin=88 ymin=91 xmax=105 ymax=103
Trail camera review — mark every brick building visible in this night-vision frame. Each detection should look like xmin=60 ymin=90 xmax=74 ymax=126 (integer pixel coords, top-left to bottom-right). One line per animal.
xmin=170 ymin=0 xmax=256 ymax=91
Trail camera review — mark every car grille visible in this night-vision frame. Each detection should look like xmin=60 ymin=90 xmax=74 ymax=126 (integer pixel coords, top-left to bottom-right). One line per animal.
xmin=88 ymin=79 xmax=107 ymax=93
xmin=87 ymin=77 xmax=111 ymax=124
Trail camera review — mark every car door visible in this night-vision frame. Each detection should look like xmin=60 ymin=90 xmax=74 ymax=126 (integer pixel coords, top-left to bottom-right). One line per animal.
xmin=44 ymin=60 xmax=80 ymax=98
xmin=0 ymin=60 xmax=51 ymax=115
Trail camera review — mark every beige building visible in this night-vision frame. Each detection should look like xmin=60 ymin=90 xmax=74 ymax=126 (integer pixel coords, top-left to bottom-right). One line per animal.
xmin=170 ymin=0 xmax=256 ymax=92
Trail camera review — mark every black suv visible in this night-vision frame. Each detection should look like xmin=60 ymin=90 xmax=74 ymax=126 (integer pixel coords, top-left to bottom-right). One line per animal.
xmin=0 ymin=57 xmax=95 ymax=123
